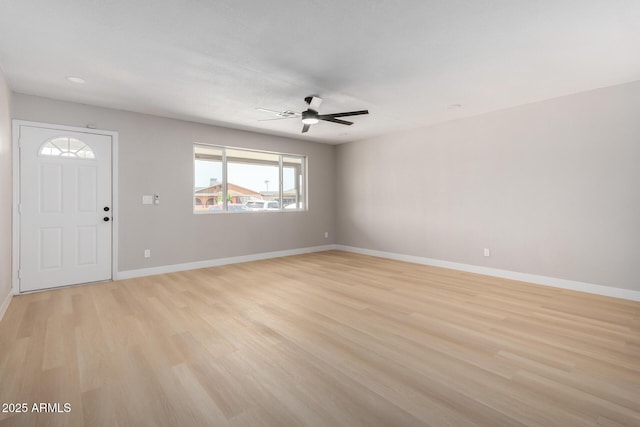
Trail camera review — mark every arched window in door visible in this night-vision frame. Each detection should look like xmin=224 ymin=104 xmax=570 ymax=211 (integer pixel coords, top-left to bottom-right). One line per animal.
xmin=39 ymin=137 xmax=96 ymax=159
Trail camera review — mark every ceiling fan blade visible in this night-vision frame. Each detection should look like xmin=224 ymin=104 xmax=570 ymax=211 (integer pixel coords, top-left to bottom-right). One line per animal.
xmin=256 ymin=108 xmax=301 ymax=118
xmin=302 ymin=124 xmax=311 ymax=133
xmin=256 ymin=108 xmax=284 ymax=114
xmin=320 ymin=110 xmax=369 ymax=119
xmin=259 ymin=117 xmax=299 ymax=122
xmin=305 ymin=96 xmax=323 ymax=111
xmin=320 ymin=117 xmax=353 ymax=126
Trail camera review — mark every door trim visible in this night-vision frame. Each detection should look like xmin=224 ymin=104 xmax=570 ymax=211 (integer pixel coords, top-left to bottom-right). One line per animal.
xmin=12 ymin=120 xmax=119 ymax=294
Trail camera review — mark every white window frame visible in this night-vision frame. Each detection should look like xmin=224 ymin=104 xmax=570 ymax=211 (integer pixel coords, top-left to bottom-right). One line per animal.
xmin=193 ymin=143 xmax=307 ymax=214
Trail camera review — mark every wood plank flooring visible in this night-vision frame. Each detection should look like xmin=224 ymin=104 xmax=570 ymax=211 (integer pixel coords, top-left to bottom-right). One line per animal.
xmin=0 ymin=250 xmax=639 ymax=426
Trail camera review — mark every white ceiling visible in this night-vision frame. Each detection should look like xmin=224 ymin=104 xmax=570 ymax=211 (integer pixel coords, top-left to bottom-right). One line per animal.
xmin=1 ymin=0 xmax=639 ymax=144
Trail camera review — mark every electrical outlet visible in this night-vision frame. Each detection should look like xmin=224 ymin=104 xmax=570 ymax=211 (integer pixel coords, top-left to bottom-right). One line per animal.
xmin=483 ymin=248 xmax=490 ymax=257
xmin=324 ymin=231 xmax=329 ymax=239
xmin=144 ymin=249 xmax=151 ymax=258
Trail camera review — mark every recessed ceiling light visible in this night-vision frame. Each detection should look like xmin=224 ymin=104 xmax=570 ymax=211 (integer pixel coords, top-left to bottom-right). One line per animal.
xmin=66 ymin=76 xmax=86 ymax=84
xmin=448 ymin=103 xmax=462 ymax=110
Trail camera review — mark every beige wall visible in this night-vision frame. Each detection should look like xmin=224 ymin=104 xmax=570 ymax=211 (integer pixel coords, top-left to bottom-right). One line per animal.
xmin=12 ymin=94 xmax=336 ymax=272
xmin=337 ymin=81 xmax=640 ymax=291
xmin=10 ymin=81 xmax=640 ymax=293
xmin=0 ymin=69 xmax=11 ymax=306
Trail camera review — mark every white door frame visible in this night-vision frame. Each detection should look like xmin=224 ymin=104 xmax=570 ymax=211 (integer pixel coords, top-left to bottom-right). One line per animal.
xmin=12 ymin=120 xmax=119 ymax=294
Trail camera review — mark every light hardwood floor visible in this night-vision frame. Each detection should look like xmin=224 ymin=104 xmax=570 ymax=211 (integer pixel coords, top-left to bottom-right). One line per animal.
xmin=0 ymin=250 xmax=639 ymax=426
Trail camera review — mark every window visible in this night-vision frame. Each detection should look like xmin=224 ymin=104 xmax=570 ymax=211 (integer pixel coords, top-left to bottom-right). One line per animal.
xmin=194 ymin=144 xmax=306 ymax=213
xmin=39 ymin=137 xmax=95 ymax=159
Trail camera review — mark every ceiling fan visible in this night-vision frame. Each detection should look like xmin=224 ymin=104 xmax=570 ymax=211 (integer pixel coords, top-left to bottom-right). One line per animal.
xmin=256 ymin=96 xmax=369 ymax=133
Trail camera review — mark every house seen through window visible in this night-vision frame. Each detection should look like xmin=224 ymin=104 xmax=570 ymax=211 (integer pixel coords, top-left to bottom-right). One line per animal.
xmin=194 ymin=144 xmax=306 ymax=213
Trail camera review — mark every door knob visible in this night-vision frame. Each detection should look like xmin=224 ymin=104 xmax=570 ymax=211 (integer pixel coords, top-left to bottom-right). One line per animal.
xmin=103 ymin=217 xmax=110 ymax=222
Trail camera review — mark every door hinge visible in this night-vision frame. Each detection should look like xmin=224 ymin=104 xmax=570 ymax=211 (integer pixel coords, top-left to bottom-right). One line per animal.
xmin=18 ymin=270 xmax=22 ymax=279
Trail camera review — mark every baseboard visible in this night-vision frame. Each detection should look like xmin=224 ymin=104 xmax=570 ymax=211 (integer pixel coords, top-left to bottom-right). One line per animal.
xmin=115 ymin=243 xmax=640 ymax=302
xmin=336 ymin=245 xmax=640 ymax=302
xmin=117 ymin=244 xmax=338 ymax=280
xmin=0 ymin=291 xmax=13 ymax=322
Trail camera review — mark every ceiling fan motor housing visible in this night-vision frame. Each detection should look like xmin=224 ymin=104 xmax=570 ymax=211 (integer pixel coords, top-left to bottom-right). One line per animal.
xmin=301 ymin=109 xmax=319 ymax=124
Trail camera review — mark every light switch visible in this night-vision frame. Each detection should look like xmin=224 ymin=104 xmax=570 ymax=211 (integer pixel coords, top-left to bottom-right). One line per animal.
xmin=142 ymin=195 xmax=153 ymax=205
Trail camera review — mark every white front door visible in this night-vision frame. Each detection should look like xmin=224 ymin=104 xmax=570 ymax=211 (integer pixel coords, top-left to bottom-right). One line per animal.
xmin=18 ymin=125 xmax=113 ymax=292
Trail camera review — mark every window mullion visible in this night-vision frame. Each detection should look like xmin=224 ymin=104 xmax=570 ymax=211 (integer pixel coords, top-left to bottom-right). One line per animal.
xmin=279 ymin=155 xmax=283 ymax=209
xmin=222 ymin=148 xmax=228 ymax=211
xmin=302 ymin=157 xmax=306 ymax=210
